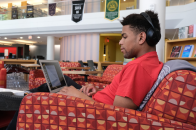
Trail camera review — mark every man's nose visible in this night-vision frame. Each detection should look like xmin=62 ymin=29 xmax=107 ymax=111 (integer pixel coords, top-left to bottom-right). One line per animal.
xmin=119 ymin=39 xmax=123 ymax=45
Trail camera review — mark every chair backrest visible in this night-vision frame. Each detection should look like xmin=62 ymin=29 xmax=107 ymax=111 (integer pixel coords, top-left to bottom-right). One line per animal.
xmin=102 ymin=65 xmax=124 ymax=80
xmin=143 ymin=70 xmax=196 ymax=125
xmin=78 ymin=60 xmax=84 ymax=67
xmin=87 ymin=60 xmax=95 ymax=71
xmin=61 ymin=62 xmax=81 ymax=67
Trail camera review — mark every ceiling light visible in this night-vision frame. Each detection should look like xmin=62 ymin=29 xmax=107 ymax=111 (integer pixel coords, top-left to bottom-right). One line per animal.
xmin=0 ymin=40 xmax=13 ymax=44
xmin=20 ymin=37 xmax=23 ymax=39
xmin=3 ymin=44 xmax=12 ymax=46
xmin=4 ymin=37 xmax=7 ymax=39
xmin=26 ymin=43 xmax=34 ymax=46
xmin=124 ymin=0 xmax=126 ymax=1
xmin=37 ymin=36 xmax=40 ymax=38
xmin=12 ymin=40 xmax=37 ymax=44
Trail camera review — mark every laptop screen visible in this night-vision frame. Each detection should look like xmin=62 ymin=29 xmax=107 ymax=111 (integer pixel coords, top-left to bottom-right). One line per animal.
xmin=40 ymin=61 xmax=67 ymax=91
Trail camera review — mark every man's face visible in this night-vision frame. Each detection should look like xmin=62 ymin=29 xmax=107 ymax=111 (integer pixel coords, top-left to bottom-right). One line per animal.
xmin=119 ymin=25 xmax=139 ymax=59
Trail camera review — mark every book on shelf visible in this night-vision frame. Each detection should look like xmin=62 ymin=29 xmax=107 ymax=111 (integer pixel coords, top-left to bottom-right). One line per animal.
xmin=193 ymin=24 xmax=196 ymax=38
xmin=170 ymin=46 xmax=182 ymax=57
xmin=188 ymin=24 xmax=196 ymax=38
xmin=188 ymin=25 xmax=194 ymax=38
xmin=194 ymin=50 xmax=196 ymax=57
xmin=181 ymin=45 xmax=194 ymax=57
xmin=178 ymin=27 xmax=188 ymax=39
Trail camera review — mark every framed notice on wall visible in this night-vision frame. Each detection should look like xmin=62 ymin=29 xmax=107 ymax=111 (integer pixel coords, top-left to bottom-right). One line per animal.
xmin=4 ymin=49 xmax=8 ymax=56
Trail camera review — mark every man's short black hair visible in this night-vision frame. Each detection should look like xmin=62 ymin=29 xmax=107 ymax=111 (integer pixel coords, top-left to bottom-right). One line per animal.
xmin=120 ymin=10 xmax=161 ymax=46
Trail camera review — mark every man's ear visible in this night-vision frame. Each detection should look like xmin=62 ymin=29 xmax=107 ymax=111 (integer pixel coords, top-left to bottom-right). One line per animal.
xmin=138 ymin=32 xmax=146 ymax=45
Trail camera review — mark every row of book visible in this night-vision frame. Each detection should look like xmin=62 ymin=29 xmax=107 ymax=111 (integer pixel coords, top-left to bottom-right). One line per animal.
xmin=170 ymin=45 xmax=196 ymax=57
xmin=178 ymin=24 xmax=196 ymax=39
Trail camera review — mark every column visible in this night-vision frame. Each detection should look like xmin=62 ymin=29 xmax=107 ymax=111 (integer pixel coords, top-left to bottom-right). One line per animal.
xmin=47 ymin=36 xmax=55 ymax=60
xmin=139 ymin=0 xmax=166 ymax=62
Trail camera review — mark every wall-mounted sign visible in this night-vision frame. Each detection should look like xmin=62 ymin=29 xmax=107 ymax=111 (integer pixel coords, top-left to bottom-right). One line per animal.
xmin=49 ymin=3 xmax=56 ymax=16
xmin=4 ymin=49 xmax=8 ymax=56
xmin=105 ymin=0 xmax=120 ymax=21
xmin=72 ymin=0 xmax=85 ymax=23
xmin=26 ymin=6 xmax=34 ymax=18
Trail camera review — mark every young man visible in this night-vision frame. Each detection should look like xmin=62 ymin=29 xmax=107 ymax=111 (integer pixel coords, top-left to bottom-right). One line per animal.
xmin=57 ymin=10 xmax=163 ymax=109
xmin=6 ymin=10 xmax=163 ymax=129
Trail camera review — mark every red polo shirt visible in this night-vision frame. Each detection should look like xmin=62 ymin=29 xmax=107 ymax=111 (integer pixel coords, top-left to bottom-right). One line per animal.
xmin=92 ymin=51 xmax=163 ymax=106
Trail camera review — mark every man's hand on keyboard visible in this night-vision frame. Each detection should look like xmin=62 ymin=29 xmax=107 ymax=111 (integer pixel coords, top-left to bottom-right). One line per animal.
xmin=80 ymin=84 xmax=98 ymax=96
xmin=57 ymin=86 xmax=94 ymax=101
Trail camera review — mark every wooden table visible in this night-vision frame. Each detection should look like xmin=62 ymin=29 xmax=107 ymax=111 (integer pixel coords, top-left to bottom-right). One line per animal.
xmin=61 ymin=67 xmax=90 ymax=70
xmin=1 ymin=59 xmax=37 ymax=65
xmin=63 ymin=70 xmax=103 ymax=82
xmin=21 ymin=64 xmax=41 ymax=70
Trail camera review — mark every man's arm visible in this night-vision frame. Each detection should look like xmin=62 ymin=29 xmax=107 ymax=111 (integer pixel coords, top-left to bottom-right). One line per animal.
xmin=113 ymin=95 xmax=138 ymax=110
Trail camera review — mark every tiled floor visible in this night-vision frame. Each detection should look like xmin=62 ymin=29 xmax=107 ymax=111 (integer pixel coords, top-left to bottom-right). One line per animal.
xmin=6 ymin=73 xmax=29 ymax=91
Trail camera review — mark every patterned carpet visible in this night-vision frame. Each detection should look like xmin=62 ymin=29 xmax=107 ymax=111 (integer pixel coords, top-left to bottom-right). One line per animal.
xmin=6 ymin=73 xmax=29 ymax=91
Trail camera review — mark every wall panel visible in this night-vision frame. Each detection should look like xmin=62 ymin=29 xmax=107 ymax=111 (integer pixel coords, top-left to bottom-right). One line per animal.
xmin=60 ymin=34 xmax=100 ymax=62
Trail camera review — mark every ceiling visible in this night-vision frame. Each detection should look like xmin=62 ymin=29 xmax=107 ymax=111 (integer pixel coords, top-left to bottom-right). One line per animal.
xmin=0 ymin=35 xmax=61 ymax=45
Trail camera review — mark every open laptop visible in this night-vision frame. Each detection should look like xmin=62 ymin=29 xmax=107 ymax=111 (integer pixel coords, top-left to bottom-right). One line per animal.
xmin=39 ymin=60 xmax=68 ymax=93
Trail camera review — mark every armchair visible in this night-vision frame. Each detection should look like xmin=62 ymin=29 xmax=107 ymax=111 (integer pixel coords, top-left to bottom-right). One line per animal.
xmin=17 ymin=70 xmax=196 ymax=129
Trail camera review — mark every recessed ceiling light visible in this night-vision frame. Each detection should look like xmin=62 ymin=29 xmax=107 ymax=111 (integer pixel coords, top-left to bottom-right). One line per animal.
xmin=37 ymin=36 xmax=40 ymax=38
xmin=4 ymin=37 xmax=7 ymax=39
xmin=20 ymin=37 xmax=23 ymax=39
xmin=124 ymin=0 xmax=126 ymax=1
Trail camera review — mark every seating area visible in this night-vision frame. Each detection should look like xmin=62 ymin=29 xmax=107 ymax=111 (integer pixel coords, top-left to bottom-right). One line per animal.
xmin=16 ymin=70 xmax=196 ymax=129
xmin=1 ymin=1 xmax=196 ymax=129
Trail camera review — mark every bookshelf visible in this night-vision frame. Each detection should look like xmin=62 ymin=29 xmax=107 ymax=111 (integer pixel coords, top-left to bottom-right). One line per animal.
xmin=165 ymin=37 xmax=196 ymax=66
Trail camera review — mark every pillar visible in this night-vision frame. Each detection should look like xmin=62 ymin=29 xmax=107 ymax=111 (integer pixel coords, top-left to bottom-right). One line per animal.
xmin=140 ymin=0 xmax=166 ymax=62
xmin=47 ymin=36 xmax=55 ymax=60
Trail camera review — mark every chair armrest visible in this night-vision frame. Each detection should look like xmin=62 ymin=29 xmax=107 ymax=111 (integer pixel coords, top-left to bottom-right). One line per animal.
xmin=0 ymin=68 xmax=6 ymax=88
xmin=17 ymin=93 xmax=195 ymax=130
